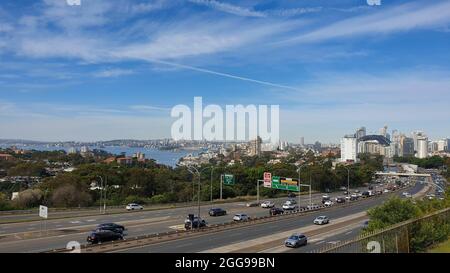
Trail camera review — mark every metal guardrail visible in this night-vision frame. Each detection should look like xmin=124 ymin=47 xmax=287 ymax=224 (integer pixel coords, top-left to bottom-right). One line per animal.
xmin=44 ymin=186 xmax=409 ymax=253
xmin=313 ymin=195 xmax=449 ymax=253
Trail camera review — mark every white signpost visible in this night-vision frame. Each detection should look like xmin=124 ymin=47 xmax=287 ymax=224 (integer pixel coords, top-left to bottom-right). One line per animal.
xmin=39 ymin=205 xmax=48 ymax=236
xmin=39 ymin=205 xmax=48 ymax=219
xmin=263 ymin=172 xmax=272 ymax=188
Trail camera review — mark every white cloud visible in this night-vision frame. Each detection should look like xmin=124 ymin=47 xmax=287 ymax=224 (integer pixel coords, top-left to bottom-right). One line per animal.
xmin=130 ymin=105 xmax=171 ymax=112
xmin=279 ymin=1 xmax=450 ymax=44
xmin=188 ymin=0 xmax=265 ymax=17
xmin=93 ymin=68 xmax=134 ymax=78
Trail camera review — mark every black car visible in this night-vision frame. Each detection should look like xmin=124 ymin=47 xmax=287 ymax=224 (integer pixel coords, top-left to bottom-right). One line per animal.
xmin=184 ymin=217 xmax=207 ymax=230
xmin=336 ymin=197 xmax=346 ymax=203
xmin=209 ymin=208 xmax=227 ymax=216
xmin=288 ymin=192 xmax=296 ymax=198
xmin=270 ymin=207 xmax=284 ymax=216
xmin=87 ymin=230 xmax=123 ymax=244
xmin=96 ymin=223 xmax=125 ymax=234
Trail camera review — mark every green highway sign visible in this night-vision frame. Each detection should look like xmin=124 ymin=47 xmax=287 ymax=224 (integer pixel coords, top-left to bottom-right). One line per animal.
xmin=223 ymin=174 xmax=235 ymax=185
xmin=271 ymin=176 xmax=299 ymax=192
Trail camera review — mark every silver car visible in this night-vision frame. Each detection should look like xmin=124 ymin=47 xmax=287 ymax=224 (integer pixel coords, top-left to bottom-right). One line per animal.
xmin=314 ymin=216 xmax=329 ymax=225
xmin=285 ymin=233 xmax=308 ymax=248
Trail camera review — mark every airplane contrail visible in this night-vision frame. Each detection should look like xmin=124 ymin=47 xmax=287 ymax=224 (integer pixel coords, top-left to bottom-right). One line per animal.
xmin=146 ymin=58 xmax=300 ymax=91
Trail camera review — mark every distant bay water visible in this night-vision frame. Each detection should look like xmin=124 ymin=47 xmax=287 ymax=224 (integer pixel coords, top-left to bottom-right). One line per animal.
xmin=0 ymin=144 xmax=202 ymax=167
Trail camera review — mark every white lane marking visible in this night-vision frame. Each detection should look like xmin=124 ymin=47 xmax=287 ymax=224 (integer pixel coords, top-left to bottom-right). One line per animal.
xmin=327 ymin=241 xmax=341 ymax=245
xmin=345 ymin=231 xmax=353 ymax=235
xmin=315 ymin=240 xmax=325 ymax=245
xmin=177 ymin=242 xmax=193 ymax=248
xmin=69 ymin=221 xmax=81 ymax=224
xmin=169 ymin=225 xmax=185 ymax=231
xmin=86 ymin=219 xmax=96 ymax=222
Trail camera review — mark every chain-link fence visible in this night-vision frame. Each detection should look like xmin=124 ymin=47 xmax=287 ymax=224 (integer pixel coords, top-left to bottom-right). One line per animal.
xmin=313 ymin=207 xmax=450 ymax=253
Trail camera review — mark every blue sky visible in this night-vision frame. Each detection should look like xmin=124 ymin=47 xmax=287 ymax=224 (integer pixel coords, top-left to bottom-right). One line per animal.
xmin=0 ymin=0 xmax=450 ymax=143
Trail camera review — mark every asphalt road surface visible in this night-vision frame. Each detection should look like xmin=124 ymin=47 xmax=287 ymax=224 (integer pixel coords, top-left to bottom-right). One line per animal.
xmin=0 ymin=182 xmax=424 ymax=253
xmin=113 ymin=182 xmax=423 ymax=253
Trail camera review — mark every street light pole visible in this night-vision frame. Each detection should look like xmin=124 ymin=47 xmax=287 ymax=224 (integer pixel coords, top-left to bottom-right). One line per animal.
xmin=297 ymin=165 xmax=304 ymax=207
xmin=187 ymin=165 xmax=215 ymax=219
xmin=344 ymin=166 xmax=350 ymax=199
xmin=210 ymin=167 xmax=214 ymax=206
xmin=104 ymin=176 xmax=107 ymax=214
xmin=309 ymin=171 xmax=312 ymax=206
xmin=96 ymin=175 xmax=103 ymax=214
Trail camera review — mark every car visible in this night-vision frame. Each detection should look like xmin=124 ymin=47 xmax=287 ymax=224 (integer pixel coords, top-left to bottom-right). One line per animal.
xmin=362 ymin=220 xmax=370 ymax=228
xmin=339 ymin=186 xmax=347 ymax=191
xmin=288 ymin=192 xmax=296 ymax=198
xmin=126 ymin=203 xmax=143 ymax=210
xmin=350 ymin=194 xmax=358 ymax=201
xmin=282 ymin=203 xmax=298 ymax=210
xmin=269 ymin=207 xmax=284 ymax=216
xmin=246 ymin=201 xmax=260 ymax=207
xmin=184 ymin=215 xmax=207 ymax=229
xmin=383 ymin=189 xmax=390 ymax=193
xmin=261 ymin=201 xmax=275 ymax=208
xmin=96 ymin=223 xmax=125 ymax=234
xmin=403 ymin=193 xmax=412 ymax=198
xmin=335 ymin=197 xmax=346 ymax=203
xmin=368 ymin=186 xmax=374 ymax=190
xmin=321 ymin=195 xmax=331 ymax=204
xmin=314 ymin=216 xmax=329 ymax=225
xmin=285 ymin=199 xmax=297 ymax=205
xmin=233 ymin=214 xmax=250 ymax=221
xmin=354 ymin=190 xmax=360 ymax=193
xmin=208 ymin=208 xmax=227 ymax=216
xmin=362 ymin=191 xmax=372 ymax=197
xmin=284 ymin=233 xmax=308 ymax=248
xmin=324 ymin=200 xmax=333 ymax=207
xmin=87 ymin=230 xmax=123 ymax=244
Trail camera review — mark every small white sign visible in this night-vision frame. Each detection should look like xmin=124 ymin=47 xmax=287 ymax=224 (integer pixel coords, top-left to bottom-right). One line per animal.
xmin=39 ymin=205 xmax=48 ymax=219
xmin=263 ymin=172 xmax=272 ymax=188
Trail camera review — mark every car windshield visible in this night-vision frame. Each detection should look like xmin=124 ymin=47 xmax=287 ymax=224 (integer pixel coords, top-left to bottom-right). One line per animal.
xmin=289 ymin=235 xmax=299 ymax=240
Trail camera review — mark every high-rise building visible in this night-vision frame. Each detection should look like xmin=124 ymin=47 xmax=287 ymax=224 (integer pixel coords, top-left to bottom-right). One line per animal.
xmin=399 ymin=135 xmax=414 ymax=157
xmin=68 ymin=147 xmax=77 ymax=154
xmin=416 ymin=137 xmax=428 ymax=159
xmin=356 ymin=127 xmax=366 ymax=139
xmin=314 ymin=141 xmax=322 ymax=151
xmin=299 ymin=137 xmax=305 ymax=146
xmin=249 ymin=136 xmax=262 ymax=156
xmin=429 ymin=141 xmax=439 ymax=153
xmin=437 ymin=138 xmax=449 ymax=152
xmin=341 ymin=135 xmax=358 ymax=162
xmin=412 ymin=131 xmax=426 ymax=151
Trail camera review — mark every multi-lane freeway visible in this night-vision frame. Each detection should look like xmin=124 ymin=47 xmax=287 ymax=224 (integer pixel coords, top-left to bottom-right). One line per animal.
xmin=114 ymin=181 xmax=425 ymax=253
xmin=0 ymin=180 xmax=429 ymax=253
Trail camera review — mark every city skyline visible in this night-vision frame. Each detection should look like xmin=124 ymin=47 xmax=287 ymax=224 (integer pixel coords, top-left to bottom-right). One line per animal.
xmin=1 ymin=0 xmax=450 ymax=142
